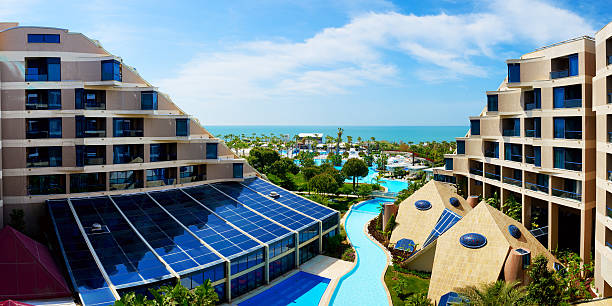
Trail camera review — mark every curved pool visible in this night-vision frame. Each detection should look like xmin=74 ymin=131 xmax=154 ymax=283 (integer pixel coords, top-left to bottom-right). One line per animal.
xmin=330 ymin=198 xmax=393 ymax=306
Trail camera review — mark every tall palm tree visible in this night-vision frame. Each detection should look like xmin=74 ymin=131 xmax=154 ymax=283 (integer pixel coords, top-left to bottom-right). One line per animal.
xmin=336 ymin=128 xmax=344 ymax=154
xmin=456 ymin=280 xmax=528 ymax=306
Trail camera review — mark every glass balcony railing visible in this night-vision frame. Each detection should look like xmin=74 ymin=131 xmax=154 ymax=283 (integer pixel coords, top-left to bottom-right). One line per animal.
xmin=525 ymin=103 xmax=539 ymax=111
xmin=485 ymin=172 xmax=500 ymax=181
xmin=180 ymin=175 xmax=206 ymax=184
xmin=551 ymin=187 xmax=581 ymax=201
xmin=116 ymin=129 xmax=143 ymax=137
xmin=506 ymin=154 xmax=522 ymax=163
xmin=525 ymin=182 xmax=548 ymax=193
xmin=503 ymin=129 xmax=520 ymax=137
xmin=563 ymin=130 xmax=582 ymax=140
xmin=469 ymin=168 xmax=483 ymax=176
xmin=525 ymin=156 xmax=538 ymax=165
xmin=550 ymin=70 xmax=569 ymax=79
xmin=110 ymin=180 xmax=143 ymax=191
xmin=560 ymin=99 xmax=582 ymax=108
xmin=503 ymin=176 xmax=522 ymax=187
xmin=484 ymin=151 xmax=498 ymax=158
xmin=561 ymin=161 xmax=582 ymax=171
xmin=145 ymin=178 xmax=176 ymax=188
xmin=25 ymin=68 xmax=48 ymax=82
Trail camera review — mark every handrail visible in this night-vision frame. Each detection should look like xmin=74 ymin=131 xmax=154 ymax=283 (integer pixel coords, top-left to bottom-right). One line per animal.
xmin=525 ymin=181 xmax=548 ymax=193
xmin=551 ymin=187 xmax=581 ymax=201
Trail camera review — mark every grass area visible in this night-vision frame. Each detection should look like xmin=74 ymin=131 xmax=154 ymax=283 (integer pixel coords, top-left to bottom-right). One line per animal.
xmin=384 ymin=265 xmax=430 ymax=305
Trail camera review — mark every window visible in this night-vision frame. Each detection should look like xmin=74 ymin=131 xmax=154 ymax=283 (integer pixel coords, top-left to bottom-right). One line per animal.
xmin=553 ymin=85 xmax=582 ymax=108
xmin=25 ymin=57 xmax=60 ymax=81
xmin=504 ymin=143 xmax=522 ymax=162
xmin=233 ymin=163 xmax=244 ymax=179
xmin=554 ymin=147 xmax=582 ymax=171
xmin=456 ymin=140 xmax=465 ymax=155
xmin=508 ymin=63 xmax=520 ymax=83
xmin=27 ymin=34 xmax=60 ymax=43
xmin=487 ymin=95 xmax=498 ymax=112
xmin=113 ymin=144 xmax=143 ymax=164
xmin=28 ymin=174 xmax=65 ymax=195
xmin=75 ymin=89 xmax=105 ymax=109
xmin=569 ymin=54 xmax=578 ymax=76
xmin=525 ymin=88 xmax=541 ymax=110
xmin=533 ymin=146 xmax=541 ymax=167
xmin=206 ymin=143 xmax=218 ymax=159
xmin=109 ymin=170 xmax=142 ymax=190
xmin=76 ymin=116 xmax=106 ymax=138
xmin=554 ymin=117 xmax=582 ymax=139
xmin=26 ymin=118 xmax=62 ymax=139
xmin=70 ymin=173 xmax=105 ymax=193
xmin=146 ymin=168 xmax=175 ymax=186
xmin=26 ymin=147 xmax=62 ymax=167
xmin=444 ymin=158 xmax=453 ymax=170
xmin=470 ymin=120 xmax=480 ymax=136
xmin=180 ymin=165 xmax=206 ymax=183
xmin=150 ymin=143 xmax=176 ymax=162
xmin=113 ymin=118 xmax=143 ymax=137
xmin=484 ymin=142 xmax=499 ymax=158
xmin=76 ymin=145 xmax=106 ymax=167
xmin=101 ymin=59 xmax=122 ymax=81
xmin=141 ymin=91 xmax=158 ymax=110
xmin=176 ymin=118 xmax=190 ymax=136
xmin=26 ymin=89 xmax=61 ymax=110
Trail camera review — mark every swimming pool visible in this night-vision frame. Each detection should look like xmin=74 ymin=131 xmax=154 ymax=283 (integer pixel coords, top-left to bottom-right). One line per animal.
xmin=238 ymin=271 xmax=330 ymax=306
xmin=330 ymin=198 xmax=393 ymax=306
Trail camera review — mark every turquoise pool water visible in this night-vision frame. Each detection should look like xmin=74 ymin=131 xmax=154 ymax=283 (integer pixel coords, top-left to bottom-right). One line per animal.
xmin=238 ymin=271 xmax=330 ymax=306
xmin=331 ymin=198 xmax=393 ymax=306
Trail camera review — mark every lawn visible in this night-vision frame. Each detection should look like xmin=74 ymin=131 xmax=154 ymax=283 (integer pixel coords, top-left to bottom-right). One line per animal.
xmin=384 ymin=265 xmax=430 ymax=305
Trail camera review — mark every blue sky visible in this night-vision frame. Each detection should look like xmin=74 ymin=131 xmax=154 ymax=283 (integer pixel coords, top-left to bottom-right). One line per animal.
xmin=2 ymin=0 xmax=609 ymax=125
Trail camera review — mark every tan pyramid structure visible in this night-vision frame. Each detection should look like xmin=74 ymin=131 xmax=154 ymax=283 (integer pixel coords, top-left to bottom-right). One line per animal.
xmin=390 ymin=180 xmax=472 ymax=249
xmin=427 ymin=202 xmax=559 ymax=303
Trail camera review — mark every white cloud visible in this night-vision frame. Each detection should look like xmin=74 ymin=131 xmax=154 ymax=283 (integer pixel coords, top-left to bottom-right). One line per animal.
xmin=156 ymin=0 xmax=594 ymax=118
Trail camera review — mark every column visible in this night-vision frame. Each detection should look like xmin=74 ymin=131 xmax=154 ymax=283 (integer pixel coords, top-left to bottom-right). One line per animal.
xmin=580 ymin=208 xmax=593 ymax=265
xmin=548 ymin=202 xmax=558 ymax=250
xmin=225 ymin=261 xmax=232 ymax=302
xmin=522 ymin=194 xmax=531 ymax=229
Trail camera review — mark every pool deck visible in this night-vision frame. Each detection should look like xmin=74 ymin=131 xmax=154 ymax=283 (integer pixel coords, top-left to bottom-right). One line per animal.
xmin=226 ymin=255 xmax=353 ymax=306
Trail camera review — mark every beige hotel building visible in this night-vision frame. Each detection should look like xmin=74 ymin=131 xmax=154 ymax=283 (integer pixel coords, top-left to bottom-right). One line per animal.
xmin=434 ymin=21 xmax=612 ymax=296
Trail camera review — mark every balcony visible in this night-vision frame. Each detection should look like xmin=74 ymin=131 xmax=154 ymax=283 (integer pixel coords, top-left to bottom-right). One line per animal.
xmin=180 ymin=174 xmax=206 ymax=184
xmin=506 ymin=154 xmax=522 ymax=163
xmin=526 ymin=181 xmax=548 ymax=193
xmin=551 ymin=187 xmax=581 ymax=201
xmin=470 ymin=168 xmax=483 ymax=176
xmin=113 ymin=118 xmax=144 ymax=137
xmin=559 ymin=161 xmax=582 ymax=171
xmin=485 ymin=171 xmax=500 ymax=181
xmin=503 ymin=129 xmax=520 ymax=137
xmin=525 ymin=130 xmax=536 ymax=137
xmin=25 ymin=58 xmax=60 ymax=82
xmin=26 ymin=118 xmax=62 ymax=139
xmin=484 ymin=151 xmax=497 ymax=158
xmin=563 ymin=130 xmax=582 ymax=140
xmin=525 ymin=156 xmax=537 ymax=165
xmin=503 ymin=176 xmax=522 ymax=187
xmin=109 ymin=170 xmax=142 ymax=191
xmin=550 ymin=70 xmax=569 ymax=79
xmin=145 ymin=178 xmax=176 ymax=187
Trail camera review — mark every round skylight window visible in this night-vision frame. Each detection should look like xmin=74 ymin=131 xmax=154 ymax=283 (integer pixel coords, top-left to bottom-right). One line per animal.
xmin=414 ymin=200 xmax=432 ymax=211
xmin=459 ymin=233 xmax=487 ymax=249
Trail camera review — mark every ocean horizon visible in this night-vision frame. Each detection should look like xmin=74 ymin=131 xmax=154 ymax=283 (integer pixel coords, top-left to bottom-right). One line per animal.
xmin=206 ymin=125 xmax=468 ymax=143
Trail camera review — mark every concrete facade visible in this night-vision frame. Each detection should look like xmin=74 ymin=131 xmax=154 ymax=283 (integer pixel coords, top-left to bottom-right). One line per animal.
xmin=0 ymin=24 xmax=255 ymax=234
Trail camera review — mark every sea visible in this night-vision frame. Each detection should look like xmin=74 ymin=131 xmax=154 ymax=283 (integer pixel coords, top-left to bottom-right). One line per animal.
xmin=205 ymin=125 xmax=468 ymax=143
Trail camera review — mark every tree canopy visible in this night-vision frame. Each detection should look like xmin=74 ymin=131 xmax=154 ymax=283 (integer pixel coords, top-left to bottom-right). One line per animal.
xmin=341 ymin=158 xmax=369 ymax=190
xmin=247 ymin=147 xmax=280 ymax=172
xmin=309 ymin=173 xmax=339 ymax=195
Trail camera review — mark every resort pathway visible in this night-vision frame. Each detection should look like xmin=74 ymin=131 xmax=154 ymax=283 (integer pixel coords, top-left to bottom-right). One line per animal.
xmin=330 ymin=199 xmax=392 ymax=306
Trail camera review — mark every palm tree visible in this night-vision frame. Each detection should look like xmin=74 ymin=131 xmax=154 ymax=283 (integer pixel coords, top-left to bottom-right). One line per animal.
xmin=336 ymin=128 xmax=344 ymax=154
xmin=456 ymin=280 xmax=528 ymax=306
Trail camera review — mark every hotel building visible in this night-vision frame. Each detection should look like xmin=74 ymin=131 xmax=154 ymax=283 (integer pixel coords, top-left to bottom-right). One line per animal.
xmin=0 ymin=23 xmax=340 ymax=305
xmin=435 ymin=21 xmax=612 ymax=297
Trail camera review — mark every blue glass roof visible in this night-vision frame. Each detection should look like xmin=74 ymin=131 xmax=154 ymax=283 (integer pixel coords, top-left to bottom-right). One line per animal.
xmin=508 ymin=225 xmax=521 ymax=239
xmin=148 ymin=189 xmax=262 ymax=258
xmin=422 ymin=208 xmax=462 ymax=248
xmin=394 ymin=238 xmax=415 ymax=252
xmin=111 ymin=193 xmax=223 ymax=274
xmin=459 ymin=233 xmax=487 ymax=249
xmin=48 ymin=200 xmax=117 ymax=306
xmin=70 ymin=197 xmax=173 ymax=288
xmin=213 ymin=182 xmax=317 ymax=231
xmin=183 ymin=185 xmax=292 ymax=243
xmin=415 ymin=200 xmax=432 ymax=211
xmin=241 ymin=178 xmax=335 ymax=220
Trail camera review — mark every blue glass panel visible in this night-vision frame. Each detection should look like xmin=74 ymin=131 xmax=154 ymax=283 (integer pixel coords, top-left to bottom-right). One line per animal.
xmin=508 ymin=63 xmax=520 ymax=82
xmin=554 ymin=87 xmax=565 ymax=108
xmin=101 ymin=60 xmax=122 ymax=81
xmin=149 ymin=189 xmax=261 ymax=257
xmin=206 ymin=143 xmax=218 ymax=159
xmin=176 ymin=119 xmax=189 ymax=137
xmin=111 ymin=193 xmax=221 ymax=273
xmin=182 ymin=185 xmax=290 ymax=243
xmin=456 ymin=140 xmax=465 ymax=154
xmin=470 ymin=120 xmax=480 ymax=135
xmin=233 ymin=163 xmax=243 ymax=179
xmin=70 ymin=197 xmax=172 ymax=287
xmin=554 ymin=118 xmax=565 ymax=138
xmin=569 ymin=54 xmax=578 ymax=76
xmin=422 ymin=208 xmax=461 ymax=248
xmin=241 ymin=178 xmax=336 ymax=221
xmin=141 ymin=91 xmax=158 ymax=110
xmin=47 ymin=58 xmax=61 ymax=81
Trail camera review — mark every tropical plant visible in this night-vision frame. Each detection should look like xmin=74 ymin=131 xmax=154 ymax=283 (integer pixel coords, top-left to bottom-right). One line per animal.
xmin=526 ymin=255 xmax=564 ymax=306
xmin=485 ymin=192 xmax=500 ymax=210
xmin=341 ymin=158 xmax=369 ymax=191
xmin=503 ymin=194 xmax=522 ymax=222
xmin=404 ymin=292 xmax=432 ymax=305
xmin=308 ymin=173 xmax=339 ymax=195
xmin=457 ymin=280 xmax=528 ymax=306
xmin=555 ymin=250 xmax=594 ymax=302
xmin=336 ymin=127 xmax=343 ymax=154
xmin=114 ymin=280 xmax=218 ymax=306
xmin=246 ymin=147 xmax=280 ymax=172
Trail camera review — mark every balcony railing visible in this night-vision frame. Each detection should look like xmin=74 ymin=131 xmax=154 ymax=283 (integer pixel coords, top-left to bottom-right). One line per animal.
xmin=84 ymin=157 xmax=105 ymax=166
xmin=484 ymin=151 xmax=498 ymax=158
xmin=145 ymin=178 xmax=176 ymax=188
xmin=525 ymin=156 xmax=539 ymax=165
xmin=83 ymin=129 xmax=106 ymax=137
xmin=526 ymin=182 xmax=548 ymax=193
xmin=525 ymin=103 xmax=539 ymax=111
xmin=469 ymin=168 xmax=483 ymax=176
xmin=25 ymin=68 xmax=48 ymax=82
xmin=551 ymin=187 xmax=581 ymax=201
xmin=503 ymin=129 xmax=520 ymax=137
xmin=180 ymin=175 xmax=207 ymax=184
xmin=485 ymin=172 xmax=500 ymax=181
xmin=506 ymin=154 xmax=522 ymax=163
xmin=525 ymin=129 xmax=538 ymax=137
xmin=559 ymin=161 xmax=582 ymax=171
xmin=116 ymin=129 xmax=143 ymax=137
xmin=110 ymin=180 xmax=143 ymax=191
xmin=503 ymin=176 xmax=522 ymax=187
xmin=558 ymin=99 xmax=582 ymax=108
xmin=550 ymin=70 xmax=569 ymax=79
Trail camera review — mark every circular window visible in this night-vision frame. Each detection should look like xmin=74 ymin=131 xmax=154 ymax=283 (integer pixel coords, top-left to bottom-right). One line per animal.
xmin=508 ymin=225 xmax=521 ymax=239
xmin=449 ymin=197 xmax=460 ymax=207
xmin=414 ymin=200 xmax=432 ymax=211
xmin=459 ymin=233 xmax=487 ymax=249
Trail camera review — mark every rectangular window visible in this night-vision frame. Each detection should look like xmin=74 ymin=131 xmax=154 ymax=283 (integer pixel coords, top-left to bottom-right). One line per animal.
xmin=113 ymin=118 xmax=143 ymax=137
xmin=76 ymin=116 xmax=106 ymax=138
xmin=27 ymin=34 xmax=60 ymax=43
xmin=26 ymin=89 xmax=61 ymax=110
xmin=487 ymin=95 xmax=498 ymax=112
xmin=444 ymin=158 xmax=453 ymax=171
xmin=70 ymin=173 xmax=106 ymax=193
xmin=554 ymin=85 xmax=582 ymax=108
xmin=534 ymin=88 xmax=541 ymax=109
xmin=508 ymin=63 xmax=520 ymax=83
xmin=101 ymin=59 xmax=122 ymax=81
xmin=568 ymin=54 xmax=578 ymax=77
xmin=233 ymin=163 xmax=244 ymax=178
xmin=76 ymin=145 xmax=105 ymax=167
xmin=25 ymin=57 xmax=60 ymax=81
xmin=26 ymin=118 xmax=62 ymax=139
xmin=534 ymin=146 xmax=541 ymax=167
xmin=456 ymin=140 xmax=465 ymax=155
xmin=141 ymin=91 xmax=158 ymax=110
xmin=176 ymin=118 xmax=190 ymax=136
xmin=206 ymin=143 xmax=218 ymax=159
xmin=109 ymin=170 xmax=142 ymax=190
xmin=28 ymin=174 xmax=65 ymax=195
xmin=470 ymin=120 xmax=480 ymax=136
xmin=113 ymin=144 xmax=143 ymax=164
xmin=146 ymin=168 xmax=175 ymax=186
xmin=75 ymin=89 xmax=106 ymax=110
xmin=26 ymin=147 xmax=62 ymax=168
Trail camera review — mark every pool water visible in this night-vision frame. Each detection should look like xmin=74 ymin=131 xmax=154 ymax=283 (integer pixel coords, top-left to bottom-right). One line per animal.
xmin=238 ymin=271 xmax=330 ymax=306
xmin=331 ymin=198 xmax=393 ymax=305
